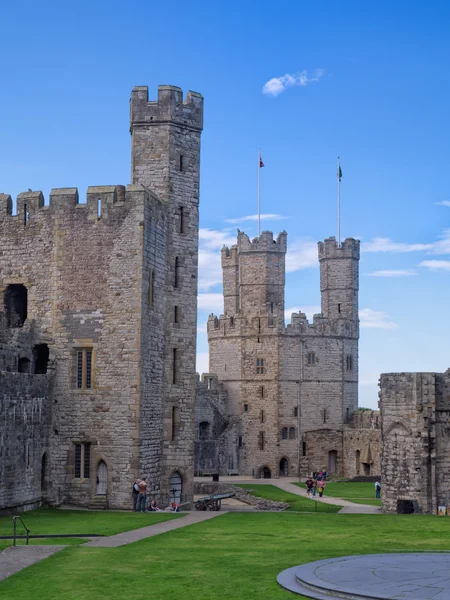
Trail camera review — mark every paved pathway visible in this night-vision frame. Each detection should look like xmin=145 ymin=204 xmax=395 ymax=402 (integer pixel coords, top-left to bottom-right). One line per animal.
xmin=84 ymin=510 xmax=227 ymax=547
xmin=0 ymin=545 xmax=65 ymax=582
xmin=278 ymin=553 xmax=450 ymax=599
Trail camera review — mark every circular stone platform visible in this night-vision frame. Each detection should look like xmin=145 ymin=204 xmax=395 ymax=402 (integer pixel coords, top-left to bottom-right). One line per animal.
xmin=277 ymin=553 xmax=450 ymax=599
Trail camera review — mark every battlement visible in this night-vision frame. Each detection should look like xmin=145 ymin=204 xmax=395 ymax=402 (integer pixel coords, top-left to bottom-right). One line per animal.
xmin=318 ymin=236 xmax=360 ymax=260
xmin=222 ymin=230 xmax=288 ymax=258
xmin=130 ymin=85 xmax=203 ymax=133
xmin=0 ymin=184 xmax=157 ymax=226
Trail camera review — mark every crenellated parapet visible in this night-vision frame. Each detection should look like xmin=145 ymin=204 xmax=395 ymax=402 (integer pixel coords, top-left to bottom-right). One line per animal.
xmin=130 ymin=85 xmax=203 ymax=133
xmin=284 ymin=310 xmax=359 ymax=338
xmin=0 ymin=184 xmax=161 ymax=229
xmin=235 ymin=230 xmax=287 ymax=254
xmin=318 ymin=236 xmax=360 ymax=260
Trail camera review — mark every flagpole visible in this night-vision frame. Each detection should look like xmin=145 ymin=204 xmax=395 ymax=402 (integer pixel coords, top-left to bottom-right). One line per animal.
xmin=337 ymin=156 xmax=341 ymax=247
xmin=258 ymin=147 xmax=261 ymax=237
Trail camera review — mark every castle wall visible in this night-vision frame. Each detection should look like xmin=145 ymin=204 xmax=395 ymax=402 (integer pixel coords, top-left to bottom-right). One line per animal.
xmin=0 ymin=373 xmax=51 ymax=513
xmin=342 ymin=411 xmax=381 ymax=479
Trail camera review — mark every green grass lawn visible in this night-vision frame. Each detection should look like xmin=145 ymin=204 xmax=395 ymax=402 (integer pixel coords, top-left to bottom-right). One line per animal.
xmin=235 ymin=484 xmax=341 ymax=513
xmin=295 ymin=481 xmax=382 ymax=506
xmin=1 ymin=512 xmax=450 ymax=600
xmin=0 ymin=508 xmax=181 ymax=539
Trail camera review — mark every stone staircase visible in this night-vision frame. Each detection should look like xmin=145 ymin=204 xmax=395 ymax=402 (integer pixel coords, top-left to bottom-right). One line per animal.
xmin=88 ymin=495 xmax=107 ymax=510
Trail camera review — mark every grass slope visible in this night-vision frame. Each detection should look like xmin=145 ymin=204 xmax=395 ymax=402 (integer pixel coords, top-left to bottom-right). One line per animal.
xmin=296 ymin=481 xmax=382 ymax=506
xmin=0 ymin=508 xmax=181 ymax=538
xmin=1 ymin=512 xmax=450 ymax=600
xmin=235 ymin=484 xmax=340 ymax=512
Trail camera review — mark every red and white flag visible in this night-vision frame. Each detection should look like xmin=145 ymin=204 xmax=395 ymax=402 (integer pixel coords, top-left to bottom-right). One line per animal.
xmin=259 ymin=157 xmax=265 ymax=168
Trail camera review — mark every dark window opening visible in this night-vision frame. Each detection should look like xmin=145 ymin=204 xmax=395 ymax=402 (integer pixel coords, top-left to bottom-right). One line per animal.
xmin=289 ymin=427 xmax=296 ymax=440
xmin=238 ymin=436 xmax=243 ymax=448
xmin=260 ymin=410 xmax=265 ymax=423
xmin=18 ymin=357 xmax=31 ymax=373
xmin=171 ymin=406 xmax=181 ymax=441
xmin=179 ymin=155 xmax=184 ymax=172
xmin=346 ymin=407 xmax=350 ymax=423
xmin=4 ymin=284 xmax=28 ymax=328
xmin=270 ymin=302 xmax=274 ymax=313
xmin=83 ymin=444 xmax=91 ymax=478
xmin=174 ymin=257 xmax=180 ymax=288
xmin=244 ymin=404 xmax=248 ymax=412
xmin=294 ymin=407 xmax=298 ymax=417
xmin=322 ymin=409 xmax=327 ymax=424
xmin=34 ymin=344 xmax=49 ymax=374
xmin=74 ymin=442 xmax=90 ymax=479
xmin=307 ymin=352 xmax=316 ymax=366
xmin=258 ymin=318 xmax=261 ymax=333
xmin=281 ymin=427 xmax=288 ymax=440
xmin=397 ymin=499 xmax=416 ymax=514
xmin=172 ymin=349 xmax=178 ymax=384
xmin=149 ymin=270 xmax=155 ymax=306
xmin=179 ymin=206 xmax=185 ymax=233
xmin=199 ymin=421 xmax=210 ymax=440
xmin=74 ymin=443 xmax=82 ymax=478
xmin=260 ymin=386 xmax=264 ymax=398
xmin=346 ymin=355 xmax=353 ymax=371
xmin=258 ymin=431 xmax=265 ymax=451
xmin=338 ymin=303 xmax=341 ymax=313
xmin=230 ymin=316 xmax=235 ymax=328
xmin=302 ymin=441 xmax=307 ymax=456
xmin=174 ymin=306 xmax=179 ymax=323
xmin=214 ymin=316 xmax=219 ymax=329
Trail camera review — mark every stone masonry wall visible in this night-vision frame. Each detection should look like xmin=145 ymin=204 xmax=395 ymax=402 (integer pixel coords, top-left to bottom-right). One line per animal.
xmin=343 ymin=411 xmax=381 ymax=479
xmin=0 ymin=372 xmax=51 ymax=513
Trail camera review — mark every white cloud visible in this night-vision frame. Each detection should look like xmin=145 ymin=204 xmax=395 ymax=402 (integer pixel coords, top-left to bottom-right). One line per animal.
xmin=362 ymin=238 xmax=433 ymax=253
xmin=197 ymin=293 xmax=223 ymax=313
xmin=199 ymin=228 xmax=236 ymax=250
xmin=198 ymin=228 xmax=237 ymax=292
xmin=197 ymin=323 xmax=207 ymax=334
xmin=286 ymin=239 xmax=319 ymax=272
xmin=436 ymin=201 xmax=450 ymax=207
xmin=196 ymin=352 xmax=209 ymax=375
xmin=431 ymin=229 xmax=450 ymax=255
xmin=285 ymin=305 xmax=321 ymax=322
xmin=359 ymin=308 xmax=398 ymax=329
xmin=366 ymin=269 xmax=417 ymax=277
xmin=224 ymin=213 xmax=288 ymax=224
xmin=262 ymin=69 xmax=324 ymax=97
xmin=419 ymin=260 xmax=450 ymax=271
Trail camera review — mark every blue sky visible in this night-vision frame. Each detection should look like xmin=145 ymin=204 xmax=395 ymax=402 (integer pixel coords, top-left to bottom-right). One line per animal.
xmin=2 ymin=1 xmax=450 ymax=408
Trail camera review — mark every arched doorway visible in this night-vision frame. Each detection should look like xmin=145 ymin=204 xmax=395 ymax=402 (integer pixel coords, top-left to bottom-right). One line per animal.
xmin=328 ymin=450 xmax=337 ymax=474
xmin=199 ymin=421 xmax=210 ymax=440
xmin=170 ymin=472 xmax=182 ymax=503
xmin=279 ymin=458 xmax=289 ymax=476
xmin=41 ymin=453 xmax=47 ymax=492
xmin=96 ymin=461 xmax=108 ymax=495
xmin=355 ymin=450 xmax=361 ymax=475
xmin=260 ymin=466 xmax=271 ymax=479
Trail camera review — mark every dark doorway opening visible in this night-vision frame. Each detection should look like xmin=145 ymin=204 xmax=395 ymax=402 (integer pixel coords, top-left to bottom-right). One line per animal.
xmin=18 ymin=357 xmax=31 ymax=373
xmin=199 ymin=421 xmax=211 ymax=440
xmin=4 ymin=284 xmax=28 ymax=328
xmin=34 ymin=344 xmax=49 ymax=374
xmin=397 ymin=499 xmax=415 ymax=514
xmin=279 ymin=458 xmax=289 ymax=476
xmin=260 ymin=466 xmax=271 ymax=479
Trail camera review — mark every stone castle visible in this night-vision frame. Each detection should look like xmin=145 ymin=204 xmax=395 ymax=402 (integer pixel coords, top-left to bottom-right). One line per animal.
xmin=195 ymin=231 xmax=381 ymax=480
xmin=0 ymin=84 xmax=203 ymax=512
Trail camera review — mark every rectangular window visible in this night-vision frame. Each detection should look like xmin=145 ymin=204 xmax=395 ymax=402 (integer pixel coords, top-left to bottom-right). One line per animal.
xmin=76 ymin=348 xmax=93 ymax=390
xmin=174 ymin=305 xmax=179 ymax=323
xmin=179 ymin=155 xmax=184 ymax=172
xmin=338 ymin=303 xmax=341 ymax=313
xmin=172 ymin=349 xmax=178 ymax=384
xmin=260 ymin=386 xmax=264 ymax=398
xmin=238 ymin=436 xmax=243 ymax=448
xmin=229 ymin=316 xmax=235 ymax=328
xmin=174 ymin=257 xmax=180 ymax=288
xmin=244 ymin=404 xmax=248 ymax=412
xmin=256 ymin=358 xmax=265 ymax=374
xmin=294 ymin=407 xmax=298 ymax=417
xmin=260 ymin=410 xmax=265 ymax=423
xmin=258 ymin=431 xmax=265 ymax=451
xmin=83 ymin=443 xmax=91 ymax=478
xmin=346 ymin=355 xmax=353 ymax=371
xmin=302 ymin=441 xmax=307 ymax=457
xmin=74 ymin=443 xmax=82 ymax=478
xmin=307 ymin=352 xmax=316 ymax=366
xmin=171 ymin=406 xmax=180 ymax=441
xmin=149 ymin=270 xmax=155 ymax=306
xmin=323 ymin=409 xmax=327 ymax=424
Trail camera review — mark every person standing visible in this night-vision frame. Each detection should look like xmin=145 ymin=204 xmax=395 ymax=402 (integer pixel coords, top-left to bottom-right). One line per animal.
xmin=318 ymin=480 xmax=326 ymax=498
xmin=375 ymin=481 xmax=381 ymax=499
xmin=132 ymin=478 xmax=140 ymax=511
xmin=305 ymin=478 xmax=314 ymax=497
xmin=312 ymin=478 xmax=317 ymax=498
xmin=137 ymin=478 xmax=147 ymax=512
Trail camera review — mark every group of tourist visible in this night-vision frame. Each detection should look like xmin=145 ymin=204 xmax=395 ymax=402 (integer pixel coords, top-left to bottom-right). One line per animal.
xmin=132 ymin=478 xmax=180 ymax=512
xmin=305 ymin=471 xmax=327 ymax=498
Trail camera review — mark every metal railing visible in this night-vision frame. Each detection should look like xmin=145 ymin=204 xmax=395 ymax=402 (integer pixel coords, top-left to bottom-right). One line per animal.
xmin=13 ymin=515 xmax=30 ymax=547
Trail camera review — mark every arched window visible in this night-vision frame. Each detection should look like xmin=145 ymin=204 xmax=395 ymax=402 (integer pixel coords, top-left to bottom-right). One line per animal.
xmin=281 ymin=427 xmax=288 ymax=440
xmin=4 ymin=284 xmax=27 ymax=328
xmin=199 ymin=421 xmax=210 ymax=440
xmin=289 ymin=427 xmax=296 ymax=440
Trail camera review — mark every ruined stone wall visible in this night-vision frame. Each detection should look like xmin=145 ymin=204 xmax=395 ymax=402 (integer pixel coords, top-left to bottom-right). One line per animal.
xmin=380 ymin=373 xmax=437 ymax=514
xmin=131 ymin=85 xmax=203 ymax=503
xmin=343 ymin=411 xmax=381 ymax=479
xmin=0 ymin=372 xmax=51 ymax=513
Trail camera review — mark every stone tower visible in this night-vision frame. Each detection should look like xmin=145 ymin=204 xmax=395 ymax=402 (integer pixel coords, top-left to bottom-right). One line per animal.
xmin=208 ymin=233 xmax=360 ymax=479
xmin=130 ymin=85 xmax=203 ymax=503
xmin=0 ymin=84 xmax=203 ymax=513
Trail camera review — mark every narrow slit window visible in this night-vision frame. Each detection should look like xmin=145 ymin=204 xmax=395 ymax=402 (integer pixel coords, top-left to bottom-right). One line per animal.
xmin=302 ymin=441 xmax=307 ymax=456
xmin=294 ymin=407 xmax=298 ymax=417
xmin=244 ymin=404 xmax=248 ymax=413
xmin=76 ymin=348 xmax=93 ymax=390
xmin=171 ymin=406 xmax=180 ymax=440
xmin=179 ymin=155 xmax=184 ymax=172
xmin=174 ymin=306 xmax=179 ymax=323
xmin=174 ymin=257 xmax=180 ymax=288
xmin=322 ymin=409 xmax=327 ymax=424
xmin=307 ymin=352 xmax=316 ymax=366
xmin=83 ymin=443 xmax=91 ymax=478
xmin=338 ymin=303 xmax=341 ymax=313
xmin=77 ymin=351 xmax=83 ymax=389
xmin=173 ymin=348 xmax=178 ymax=384
xmin=179 ymin=206 xmax=185 ymax=234
xmin=97 ymin=199 xmax=102 ymax=219
xmin=260 ymin=386 xmax=264 ymax=398
xmin=24 ymin=203 xmax=28 ymax=225
xmin=74 ymin=444 xmax=82 ymax=478
xmin=258 ymin=431 xmax=265 ymax=450
xmin=148 ymin=270 xmax=155 ymax=306
xmin=346 ymin=355 xmax=353 ymax=371
xmin=260 ymin=410 xmax=265 ymax=423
